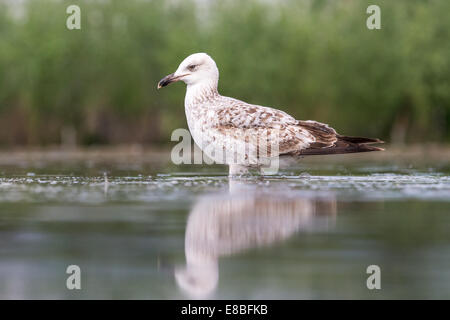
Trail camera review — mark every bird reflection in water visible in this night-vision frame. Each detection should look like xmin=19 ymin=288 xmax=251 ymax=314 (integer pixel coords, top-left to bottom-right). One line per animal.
xmin=175 ymin=180 xmax=337 ymax=298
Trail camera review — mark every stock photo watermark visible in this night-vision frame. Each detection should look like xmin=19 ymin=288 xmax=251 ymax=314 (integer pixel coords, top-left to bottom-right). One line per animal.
xmin=366 ymin=5 xmax=381 ymax=30
xmin=170 ymin=127 xmax=281 ymax=174
xmin=366 ymin=265 xmax=381 ymax=290
xmin=66 ymin=265 xmax=81 ymax=290
xmin=66 ymin=5 xmax=81 ymax=30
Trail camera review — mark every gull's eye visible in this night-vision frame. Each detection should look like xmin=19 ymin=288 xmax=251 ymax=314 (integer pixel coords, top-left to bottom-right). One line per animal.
xmin=187 ymin=64 xmax=197 ymax=72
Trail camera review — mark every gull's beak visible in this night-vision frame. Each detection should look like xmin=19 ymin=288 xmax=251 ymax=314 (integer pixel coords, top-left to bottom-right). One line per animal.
xmin=157 ymin=73 xmax=187 ymax=89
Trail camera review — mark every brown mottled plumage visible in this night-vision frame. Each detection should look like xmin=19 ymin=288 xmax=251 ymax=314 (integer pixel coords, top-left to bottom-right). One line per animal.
xmin=158 ymin=53 xmax=384 ymax=175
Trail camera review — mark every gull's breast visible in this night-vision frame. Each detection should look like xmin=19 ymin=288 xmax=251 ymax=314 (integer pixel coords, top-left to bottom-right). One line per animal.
xmin=185 ymin=103 xmax=219 ymax=143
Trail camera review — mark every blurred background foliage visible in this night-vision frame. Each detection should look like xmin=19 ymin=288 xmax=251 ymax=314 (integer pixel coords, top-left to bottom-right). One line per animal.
xmin=0 ymin=0 xmax=449 ymax=147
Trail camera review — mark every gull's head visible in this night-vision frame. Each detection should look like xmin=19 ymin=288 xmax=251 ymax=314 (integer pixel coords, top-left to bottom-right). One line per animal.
xmin=157 ymin=53 xmax=219 ymax=89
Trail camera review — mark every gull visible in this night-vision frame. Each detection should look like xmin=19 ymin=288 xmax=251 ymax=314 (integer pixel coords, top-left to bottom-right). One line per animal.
xmin=158 ymin=53 xmax=383 ymax=176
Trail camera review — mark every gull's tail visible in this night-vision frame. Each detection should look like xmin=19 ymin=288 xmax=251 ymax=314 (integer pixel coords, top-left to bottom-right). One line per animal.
xmin=295 ymin=120 xmax=384 ymax=156
xmin=300 ymin=135 xmax=384 ymax=156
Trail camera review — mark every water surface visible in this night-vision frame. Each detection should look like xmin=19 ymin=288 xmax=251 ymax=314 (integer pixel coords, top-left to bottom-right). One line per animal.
xmin=0 ymin=159 xmax=449 ymax=299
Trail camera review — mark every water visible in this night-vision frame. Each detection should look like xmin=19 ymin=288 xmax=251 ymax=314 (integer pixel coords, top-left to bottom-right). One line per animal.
xmin=0 ymin=158 xmax=449 ymax=299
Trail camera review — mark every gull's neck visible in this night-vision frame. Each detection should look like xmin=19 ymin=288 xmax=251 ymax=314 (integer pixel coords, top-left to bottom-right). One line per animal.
xmin=185 ymin=81 xmax=219 ymax=108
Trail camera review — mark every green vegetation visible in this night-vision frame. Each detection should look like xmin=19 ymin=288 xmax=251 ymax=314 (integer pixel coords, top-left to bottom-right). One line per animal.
xmin=0 ymin=0 xmax=449 ymax=146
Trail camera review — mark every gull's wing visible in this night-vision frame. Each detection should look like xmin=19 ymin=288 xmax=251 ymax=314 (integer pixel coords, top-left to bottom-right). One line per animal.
xmin=211 ymin=98 xmax=315 ymax=155
xmin=209 ymin=97 xmax=383 ymax=156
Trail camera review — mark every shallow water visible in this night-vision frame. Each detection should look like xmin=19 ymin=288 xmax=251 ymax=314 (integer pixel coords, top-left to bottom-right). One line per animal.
xmin=0 ymin=161 xmax=449 ymax=299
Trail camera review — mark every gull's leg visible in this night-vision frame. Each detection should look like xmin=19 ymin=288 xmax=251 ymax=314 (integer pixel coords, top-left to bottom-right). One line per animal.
xmin=228 ymin=164 xmax=250 ymax=177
